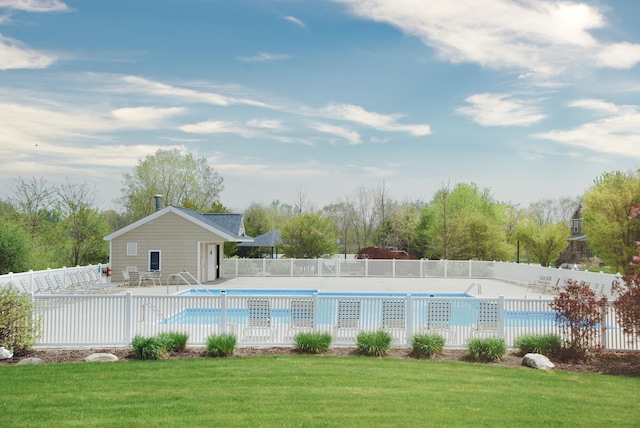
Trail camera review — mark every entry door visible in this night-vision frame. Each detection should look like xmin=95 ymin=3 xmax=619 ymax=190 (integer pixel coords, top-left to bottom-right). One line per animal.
xmin=207 ymin=244 xmax=218 ymax=281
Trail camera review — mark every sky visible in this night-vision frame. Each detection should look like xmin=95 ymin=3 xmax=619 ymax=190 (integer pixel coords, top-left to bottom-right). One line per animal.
xmin=1 ymin=0 xmax=640 ymax=213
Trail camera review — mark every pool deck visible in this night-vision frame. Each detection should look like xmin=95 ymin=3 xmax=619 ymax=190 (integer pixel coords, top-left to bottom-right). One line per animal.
xmin=117 ymin=276 xmax=555 ymax=299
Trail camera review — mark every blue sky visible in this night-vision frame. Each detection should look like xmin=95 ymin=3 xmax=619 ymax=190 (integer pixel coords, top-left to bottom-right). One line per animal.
xmin=1 ymin=0 xmax=640 ymax=213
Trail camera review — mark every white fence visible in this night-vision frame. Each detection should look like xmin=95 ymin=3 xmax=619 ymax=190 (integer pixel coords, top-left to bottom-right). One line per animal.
xmin=31 ymin=292 xmax=640 ymax=351
xmin=2 ymin=259 xmax=633 ymax=350
xmin=222 ymin=258 xmax=620 ymax=296
xmin=0 ymin=265 xmax=110 ymax=294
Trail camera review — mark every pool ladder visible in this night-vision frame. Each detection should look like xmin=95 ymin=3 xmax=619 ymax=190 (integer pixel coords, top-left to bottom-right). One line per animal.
xmin=464 ymin=282 xmax=482 ymax=295
xmin=141 ymin=302 xmax=168 ymax=322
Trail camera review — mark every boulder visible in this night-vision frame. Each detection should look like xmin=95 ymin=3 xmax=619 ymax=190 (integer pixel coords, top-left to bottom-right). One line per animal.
xmin=17 ymin=357 xmax=42 ymax=365
xmin=522 ymin=353 xmax=555 ymax=370
xmin=84 ymin=353 xmax=119 ymax=362
xmin=0 ymin=346 xmax=13 ymax=360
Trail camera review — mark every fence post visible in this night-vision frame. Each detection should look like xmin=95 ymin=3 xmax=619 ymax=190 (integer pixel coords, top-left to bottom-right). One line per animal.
xmin=318 ymin=258 xmax=322 ymax=277
xmin=221 ymin=291 xmax=227 ymax=334
xmin=365 ymin=258 xmax=369 ymax=278
xmin=469 ymin=260 xmax=472 ymax=278
xmin=392 ymin=259 xmax=396 ymax=278
xmin=125 ymin=292 xmax=132 ymax=346
xmin=235 ymin=258 xmax=239 ymax=277
xmin=444 ymin=260 xmax=448 ymax=278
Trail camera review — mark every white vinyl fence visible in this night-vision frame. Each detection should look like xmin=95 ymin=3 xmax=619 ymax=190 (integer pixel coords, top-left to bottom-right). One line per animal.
xmin=222 ymin=258 xmax=620 ymax=296
xmin=31 ymin=292 xmax=640 ymax=351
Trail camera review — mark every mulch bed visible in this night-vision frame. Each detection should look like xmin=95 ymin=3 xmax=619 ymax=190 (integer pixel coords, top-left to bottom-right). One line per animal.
xmin=2 ymin=347 xmax=639 ymax=377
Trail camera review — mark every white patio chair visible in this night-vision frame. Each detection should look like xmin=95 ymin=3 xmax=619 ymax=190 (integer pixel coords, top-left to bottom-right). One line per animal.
xmin=243 ymin=299 xmax=274 ymax=342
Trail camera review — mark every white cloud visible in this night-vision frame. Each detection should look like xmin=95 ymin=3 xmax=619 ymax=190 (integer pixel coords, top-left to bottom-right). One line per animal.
xmin=334 ymin=0 xmax=640 ymax=76
xmin=0 ymin=0 xmax=68 ymax=12
xmin=284 ymin=15 xmax=306 ymax=28
xmin=0 ymin=34 xmax=55 ymax=70
xmin=321 ymin=103 xmax=431 ymax=135
xmin=309 ymin=122 xmax=361 ymax=144
xmin=457 ymin=93 xmax=546 ymax=127
xmin=534 ymin=100 xmax=640 ymax=159
xmin=237 ymin=52 xmax=292 ymax=62
xmin=247 ymin=118 xmax=284 ymax=129
xmin=179 ymin=120 xmax=257 ymax=138
xmin=111 ymin=107 xmax=184 ymax=129
xmin=596 ymin=42 xmax=640 ymax=69
xmin=118 ymin=76 xmax=270 ymax=108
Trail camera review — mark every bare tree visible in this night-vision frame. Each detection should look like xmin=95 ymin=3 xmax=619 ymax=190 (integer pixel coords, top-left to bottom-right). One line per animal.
xmin=10 ymin=177 xmax=56 ymax=236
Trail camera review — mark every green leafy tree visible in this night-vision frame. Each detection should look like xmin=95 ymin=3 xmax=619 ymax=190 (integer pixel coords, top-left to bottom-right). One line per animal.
xmin=0 ymin=218 xmax=32 ymax=274
xmin=323 ymin=200 xmax=358 ymax=256
xmin=280 ymin=212 xmax=337 ymax=258
xmin=582 ymin=171 xmax=640 ymax=274
xmin=417 ymin=182 xmax=512 ymax=260
xmin=517 ymin=221 xmax=569 ymax=267
xmin=120 ymin=148 xmax=224 ymax=220
xmin=54 ymin=181 xmax=109 ymax=267
xmin=375 ymin=203 xmax=421 ymax=255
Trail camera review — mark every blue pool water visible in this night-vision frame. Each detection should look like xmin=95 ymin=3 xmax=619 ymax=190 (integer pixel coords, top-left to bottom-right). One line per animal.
xmin=161 ymin=303 xmax=559 ymax=327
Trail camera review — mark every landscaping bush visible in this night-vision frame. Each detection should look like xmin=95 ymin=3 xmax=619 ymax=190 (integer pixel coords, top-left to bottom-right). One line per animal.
xmin=294 ymin=332 xmax=332 ymax=354
xmin=0 ymin=284 xmax=41 ymax=355
xmin=131 ymin=335 xmax=164 ymax=360
xmin=157 ymin=332 xmax=189 ymax=353
xmin=551 ymin=279 xmax=607 ymax=361
xmin=356 ymin=330 xmax=392 ymax=356
xmin=514 ymin=334 xmax=562 ymax=356
xmin=466 ymin=337 xmax=507 ymax=361
xmin=206 ymin=333 xmax=237 ymax=357
xmin=411 ymin=334 xmax=446 ymax=359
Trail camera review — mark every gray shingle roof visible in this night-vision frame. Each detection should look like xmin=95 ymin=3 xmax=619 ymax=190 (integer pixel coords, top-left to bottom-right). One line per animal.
xmin=237 ymin=230 xmax=281 ymax=247
xmin=172 ymin=206 xmax=248 ymax=238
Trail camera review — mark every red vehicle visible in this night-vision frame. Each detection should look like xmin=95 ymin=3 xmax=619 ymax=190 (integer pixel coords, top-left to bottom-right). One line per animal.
xmin=355 ymin=247 xmax=417 ymax=260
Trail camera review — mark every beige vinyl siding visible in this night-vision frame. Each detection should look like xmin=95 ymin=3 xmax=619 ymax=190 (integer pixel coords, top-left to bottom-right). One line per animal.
xmin=110 ymin=212 xmax=225 ymax=283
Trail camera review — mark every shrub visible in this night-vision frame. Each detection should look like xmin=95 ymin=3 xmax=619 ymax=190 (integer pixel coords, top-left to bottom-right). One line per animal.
xmin=613 ymin=268 xmax=640 ymax=341
xmin=411 ymin=334 xmax=446 ymax=359
xmin=0 ymin=284 xmax=41 ymax=355
xmin=294 ymin=332 xmax=332 ymax=354
xmin=356 ymin=330 xmax=392 ymax=356
xmin=206 ymin=333 xmax=237 ymax=357
xmin=131 ymin=335 xmax=164 ymax=360
xmin=157 ymin=332 xmax=189 ymax=353
xmin=466 ymin=337 xmax=507 ymax=361
xmin=551 ymin=279 xmax=607 ymax=360
xmin=514 ymin=334 xmax=562 ymax=356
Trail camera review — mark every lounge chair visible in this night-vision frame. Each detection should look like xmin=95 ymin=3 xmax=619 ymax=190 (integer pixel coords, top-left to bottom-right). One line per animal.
xmin=424 ymin=300 xmax=455 ymax=341
xmin=243 ymin=299 xmax=274 ymax=342
xmin=334 ymin=299 xmax=360 ymax=342
xmin=381 ymin=299 xmax=407 ymax=344
xmin=474 ymin=301 xmax=499 ymax=337
xmin=287 ymin=299 xmax=314 ymax=339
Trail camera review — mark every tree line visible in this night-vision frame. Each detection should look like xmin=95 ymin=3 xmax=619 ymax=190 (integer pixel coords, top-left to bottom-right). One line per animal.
xmin=1 ymin=149 xmax=639 ymax=275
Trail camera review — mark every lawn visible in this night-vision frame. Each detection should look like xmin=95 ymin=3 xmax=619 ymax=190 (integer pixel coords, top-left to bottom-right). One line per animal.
xmin=1 ymin=356 xmax=638 ymax=427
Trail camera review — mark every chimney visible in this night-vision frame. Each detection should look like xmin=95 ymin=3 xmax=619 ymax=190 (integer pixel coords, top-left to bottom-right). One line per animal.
xmin=154 ymin=194 xmax=163 ymax=211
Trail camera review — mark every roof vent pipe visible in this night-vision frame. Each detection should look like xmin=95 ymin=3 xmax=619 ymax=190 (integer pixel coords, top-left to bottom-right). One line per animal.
xmin=154 ymin=194 xmax=163 ymax=212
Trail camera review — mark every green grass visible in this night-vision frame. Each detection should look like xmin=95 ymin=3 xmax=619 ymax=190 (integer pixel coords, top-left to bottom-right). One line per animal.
xmin=1 ymin=357 xmax=639 ymax=427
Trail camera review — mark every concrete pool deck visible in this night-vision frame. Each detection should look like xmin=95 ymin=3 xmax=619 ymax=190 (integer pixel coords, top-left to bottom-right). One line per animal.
xmin=118 ymin=276 xmax=555 ymax=299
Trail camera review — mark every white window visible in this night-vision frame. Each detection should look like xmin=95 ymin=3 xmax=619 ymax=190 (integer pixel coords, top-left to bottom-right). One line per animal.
xmin=127 ymin=243 xmax=137 ymax=256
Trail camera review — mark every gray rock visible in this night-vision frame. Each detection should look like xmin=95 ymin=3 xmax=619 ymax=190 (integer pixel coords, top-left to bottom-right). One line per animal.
xmin=522 ymin=353 xmax=555 ymax=370
xmin=84 ymin=353 xmax=119 ymax=362
xmin=17 ymin=357 xmax=42 ymax=365
xmin=0 ymin=346 xmax=13 ymax=360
